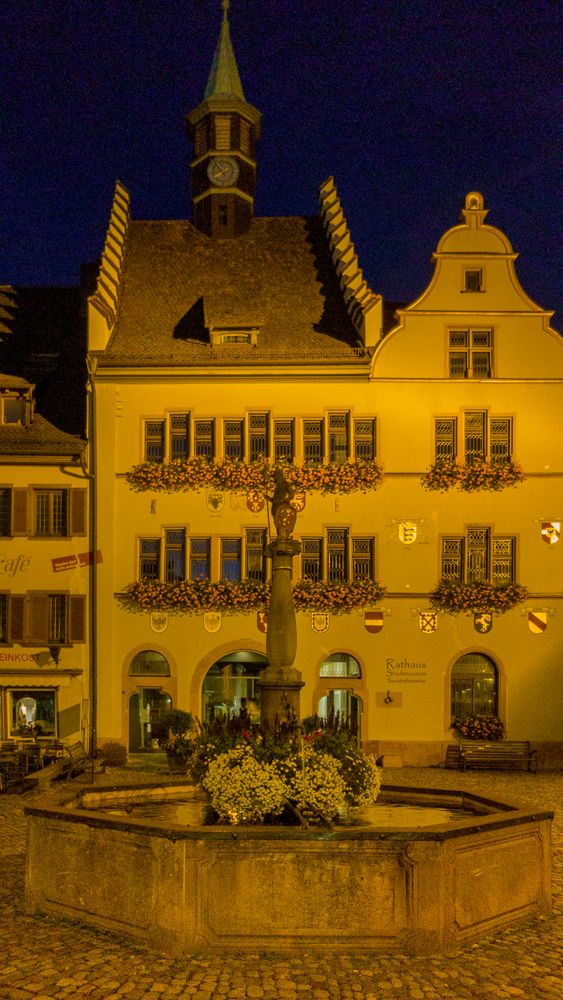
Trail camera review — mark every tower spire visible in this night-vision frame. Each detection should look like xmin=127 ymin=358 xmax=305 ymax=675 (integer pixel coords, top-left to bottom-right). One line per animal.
xmin=186 ymin=0 xmax=261 ymax=238
xmin=204 ymin=0 xmax=245 ymax=101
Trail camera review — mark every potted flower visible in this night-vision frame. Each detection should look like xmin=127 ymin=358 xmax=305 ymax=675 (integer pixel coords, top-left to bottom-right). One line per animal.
xmin=160 ymin=709 xmax=195 ymax=773
xmin=451 ymin=714 xmax=504 ymax=741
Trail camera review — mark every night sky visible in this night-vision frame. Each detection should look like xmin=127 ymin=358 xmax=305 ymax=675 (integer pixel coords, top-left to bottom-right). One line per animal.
xmin=2 ymin=0 xmax=561 ymax=324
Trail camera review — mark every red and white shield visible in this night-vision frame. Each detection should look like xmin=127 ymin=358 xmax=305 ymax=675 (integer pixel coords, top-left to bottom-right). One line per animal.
xmin=528 ymin=611 xmax=547 ymax=634
xmin=365 ymin=611 xmax=383 ymax=633
xmin=247 ymin=491 xmax=265 ymax=513
xmin=541 ymin=522 xmax=560 ymax=544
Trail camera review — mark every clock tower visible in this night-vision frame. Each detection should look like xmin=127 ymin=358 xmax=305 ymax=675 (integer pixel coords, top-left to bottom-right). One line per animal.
xmin=187 ymin=0 xmax=261 ymax=238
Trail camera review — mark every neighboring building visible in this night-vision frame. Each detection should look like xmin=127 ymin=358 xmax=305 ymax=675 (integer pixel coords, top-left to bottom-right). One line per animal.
xmin=0 ymin=372 xmax=89 ymax=743
xmin=87 ymin=6 xmax=562 ymax=766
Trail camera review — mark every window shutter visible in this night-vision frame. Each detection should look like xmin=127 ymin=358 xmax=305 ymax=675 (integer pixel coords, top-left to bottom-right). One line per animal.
xmin=11 ymin=489 xmax=28 ymax=535
xmin=9 ymin=595 xmax=25 ymax=641
xmin=69 ymin=595 xmax=86 ymax=643
xmin=28 ymin=594 xmax=49 ymax=644
xmin=70 ymin=489 xmax=87 ymax=536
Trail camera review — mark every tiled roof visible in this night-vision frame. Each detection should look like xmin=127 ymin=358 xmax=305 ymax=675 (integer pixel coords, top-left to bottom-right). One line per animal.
xmin=0 ymin=413 xmax=84 ymax=458
xmin=99 ymin=217 xmax=371 ymax=367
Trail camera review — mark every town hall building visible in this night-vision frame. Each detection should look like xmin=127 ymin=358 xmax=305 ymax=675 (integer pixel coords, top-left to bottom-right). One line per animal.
xmin=84 ymin=3 xmax=562 ymax=767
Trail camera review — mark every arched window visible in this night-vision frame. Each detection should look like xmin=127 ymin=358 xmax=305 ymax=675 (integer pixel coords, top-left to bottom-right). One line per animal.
xmin=202 ymin=651 xmax=268 ymax=722
xmin=129 ymin=650 xmax=170 ymax=677
xmin=319 ymin=653 xmax=361 ymax=678
xmin=451 ymin=652 xmax=498 ymax=718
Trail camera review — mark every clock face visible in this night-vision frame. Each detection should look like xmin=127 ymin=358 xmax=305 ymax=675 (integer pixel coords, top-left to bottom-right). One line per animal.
xmin=207 ymin=156 xmax=240 ymax=187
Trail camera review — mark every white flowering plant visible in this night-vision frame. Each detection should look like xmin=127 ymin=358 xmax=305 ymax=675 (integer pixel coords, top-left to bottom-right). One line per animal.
xmin=192 ymin=710 xmax=381 ymax=826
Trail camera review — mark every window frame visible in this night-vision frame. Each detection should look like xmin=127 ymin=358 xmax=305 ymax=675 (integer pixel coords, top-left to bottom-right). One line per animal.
xmin=448 ymin=328 xmax=493 ymax=378
xmin=433 ymin=412 xmax=512 ymax=464
xmin=441 ymin=527 xmax=515 ymax=585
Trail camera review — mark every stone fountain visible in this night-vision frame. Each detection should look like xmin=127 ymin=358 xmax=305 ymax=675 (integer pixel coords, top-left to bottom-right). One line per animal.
xmin=24 ymin=471 xmax=553 ymax=955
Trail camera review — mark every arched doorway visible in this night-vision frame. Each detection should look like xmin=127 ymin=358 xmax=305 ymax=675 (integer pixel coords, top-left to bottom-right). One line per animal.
xmin=128 ymin=650 xmax=172 ymax=752
xmin=450 ymin=652 xmax=498 ymax=720
xmin=202 ymin=650 xmax=268 ymax=722
xmin=317 ymin=652 xmax=362 ymax=733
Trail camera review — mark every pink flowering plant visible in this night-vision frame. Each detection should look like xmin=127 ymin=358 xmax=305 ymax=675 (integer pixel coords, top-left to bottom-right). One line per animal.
xmin=126 ymin=457 xmax=383 ymax=496
xmin=451 ymin=714 xmax=504 ymax=741
xmin=430 ymin=579 xmax=527 ymax=615
xmin=122 ymin=578 xmax=385 ymax=615
xmin=293 ymin=578 xmax=385 ymax=614
xmin=422 ymin=459 xmax=524 ymax=493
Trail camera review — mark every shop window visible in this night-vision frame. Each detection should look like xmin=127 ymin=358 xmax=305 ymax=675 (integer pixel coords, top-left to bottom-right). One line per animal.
xmin=129 ymin=650 xmax=170 ymax=676
xmin=10 ymin=688 xmax=56 ymax=737
xmin=202 ymin=651 xmax=267 ymax=722
xmin=451 ymin=653 xmax=497 ymax=719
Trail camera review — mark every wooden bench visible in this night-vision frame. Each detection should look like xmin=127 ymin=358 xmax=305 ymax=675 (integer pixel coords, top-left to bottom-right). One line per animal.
xmin=61 ymin=741 xmax=106 ymax=782
xmin=458 ymin=740 xmax=537 ymax=772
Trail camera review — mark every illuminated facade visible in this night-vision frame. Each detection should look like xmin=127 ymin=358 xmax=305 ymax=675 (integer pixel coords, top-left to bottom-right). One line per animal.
xmin=0 ymin=370 xmax=89 ymax=743
xmin=85 ymin=8 xmax=562 ymax=764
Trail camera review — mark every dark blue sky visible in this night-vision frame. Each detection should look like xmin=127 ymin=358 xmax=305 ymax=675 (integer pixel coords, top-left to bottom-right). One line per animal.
xmin=2 ymin=0 xmax=561 ymax=322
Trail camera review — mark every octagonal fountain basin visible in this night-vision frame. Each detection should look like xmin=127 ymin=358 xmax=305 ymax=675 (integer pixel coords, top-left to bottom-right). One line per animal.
xmin=25 ymin=782 xmax=552 ymax=956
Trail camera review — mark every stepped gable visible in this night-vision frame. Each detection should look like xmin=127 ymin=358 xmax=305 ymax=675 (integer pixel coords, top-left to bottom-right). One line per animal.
xmin=99 ymin=215 xmax=369 ymax=367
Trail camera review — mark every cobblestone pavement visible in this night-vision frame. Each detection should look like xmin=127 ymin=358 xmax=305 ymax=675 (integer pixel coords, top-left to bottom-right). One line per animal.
xmin=0 ymin=764 xmax=561 ymax=1000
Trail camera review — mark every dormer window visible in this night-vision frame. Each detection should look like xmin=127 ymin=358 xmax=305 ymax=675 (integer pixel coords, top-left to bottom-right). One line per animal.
xmin=1 ymin=396 xmax=26 ymax=424
xmin=464 ymin=269 xmax=483 ymax=292
xmin=210 ymin=326 xmax=260 ymax=347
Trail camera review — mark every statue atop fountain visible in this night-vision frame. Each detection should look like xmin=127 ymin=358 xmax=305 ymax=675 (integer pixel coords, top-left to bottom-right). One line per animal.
xmin=258 ymin=468 xmax=304 ymax=726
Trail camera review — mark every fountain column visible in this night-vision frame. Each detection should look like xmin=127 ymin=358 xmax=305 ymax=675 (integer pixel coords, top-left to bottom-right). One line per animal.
xmin=258 ymin=470 xmax=304 ymax=725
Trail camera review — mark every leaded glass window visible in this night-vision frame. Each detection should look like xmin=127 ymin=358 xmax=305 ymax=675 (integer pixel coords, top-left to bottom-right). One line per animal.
xmin=190 ymin=538 xmax=210 ymax=580
xmin=165 ymin=529 xmax=185 ymax=582
xmin=273 ymin=419 xmax=294 ymax=462
xmin=303 ymin=420 xmax=323 ymax=462
xmin=353 ymin=418 xmax=375 ymax=460
xmin=221 ymin=538 xmax=241 ymax=582
xmin=327 ymin=529 xmax=347 ymax=583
